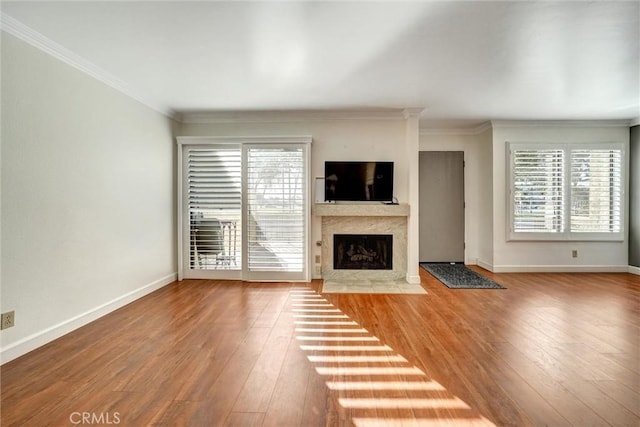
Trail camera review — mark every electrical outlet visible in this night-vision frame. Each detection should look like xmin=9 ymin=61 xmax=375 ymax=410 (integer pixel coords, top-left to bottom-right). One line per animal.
xmin=1 ymin=311 xmax=15 ymax=330
xmin=315 ymin=255 xmax=321 ymax=264
xmin=572 ymin=249 xmax=578 ymax=258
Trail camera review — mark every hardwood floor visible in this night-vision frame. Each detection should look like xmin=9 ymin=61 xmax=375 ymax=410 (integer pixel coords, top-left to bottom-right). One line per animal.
xmin=2 ymin=268 xmax=639 ymax=426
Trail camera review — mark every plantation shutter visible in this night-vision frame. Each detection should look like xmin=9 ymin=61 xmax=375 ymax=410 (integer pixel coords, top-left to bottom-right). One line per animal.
xmin=246 ymin=146 xmax=305 ymax=272
xmin=179 ymin=136 xmax=310 ymax=280
xmin=512 ymin=148 xmax=565 ymax=233
xmin=570 ymin=148 xmax=622 ymax=233
xmin=187 ymin=146 xmax=242 ymax=270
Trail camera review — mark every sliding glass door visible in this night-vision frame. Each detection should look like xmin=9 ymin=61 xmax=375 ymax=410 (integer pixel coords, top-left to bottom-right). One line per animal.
xmin=178 ymin=137 xmax=310 ymax=281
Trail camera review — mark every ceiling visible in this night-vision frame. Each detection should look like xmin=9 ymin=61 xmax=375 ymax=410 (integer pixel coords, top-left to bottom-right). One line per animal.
xmin=2 ymin=1 xmax=639 ymax=129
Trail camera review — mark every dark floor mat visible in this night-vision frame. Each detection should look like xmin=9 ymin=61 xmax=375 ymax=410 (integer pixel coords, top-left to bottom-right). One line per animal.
xmin=420 ymin=263 xmax=506 ymax=289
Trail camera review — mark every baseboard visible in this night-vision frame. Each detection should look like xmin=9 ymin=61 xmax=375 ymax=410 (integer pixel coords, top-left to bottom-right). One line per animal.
xmin=406 ymin=274 xmax=421 ymax=284
xmin=0 ymin=273 xmax=177 ymax=365
xmin=476 ymin=259 xmax=494 ymax=272
xmin=492 ymin=265 xmax=629 ymax=273
xmin=629 ymin=265 xmax=640 ymax=275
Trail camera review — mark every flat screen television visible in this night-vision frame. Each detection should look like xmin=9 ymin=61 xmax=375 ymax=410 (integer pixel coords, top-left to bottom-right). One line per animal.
xmin=324 ymin=161 xmax=394 ymax=202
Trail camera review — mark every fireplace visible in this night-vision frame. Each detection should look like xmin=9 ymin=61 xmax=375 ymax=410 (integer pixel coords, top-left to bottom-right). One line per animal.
xmin=334 ymin=234 xmax=392 ymax=270
xmin=315 ymin=203 xmax=408 ymax=281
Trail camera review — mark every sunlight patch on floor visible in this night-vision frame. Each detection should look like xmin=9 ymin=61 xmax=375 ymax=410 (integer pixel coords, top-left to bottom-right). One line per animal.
xmin=353 ymin=417 xmax=497 ymax=426
xmin=291 ymin=303 xmax=336 ymax=307
xmin=339 ymin=397 xmax=471 ymax=409
xmin=300 ymin=345 xmax=394 ymax=352
xmin=325 ymin=381 xmax=445 ymax=391
xmin=294 ymin=320 xmax=359 ymax=326
xmin=293 ymin=314 xmax=349 ymax=318
xmin=316 ymin=366 xmax=425 ymax=376
xmin=297 ymin=336 xmax=380 ymax=342
xmin=308 ymin=355 xmax=408 ymax=363
xmin=295 ymin=328 xmax=370 ymax=333
xmin=288 ymin=287 xmax=497 ymax=426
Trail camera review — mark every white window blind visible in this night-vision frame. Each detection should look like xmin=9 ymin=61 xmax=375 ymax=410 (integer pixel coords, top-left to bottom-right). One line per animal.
xmin=512 ymin=148 xmax=565 ymax=233
xmin=187 ymin=146 xmax=241 ymax=270
xmin=570 ymin=149 xmax=622 ymax=233
xmin=509 ymin=142 xmax=624 ymax=241
xmin=246 ymin=147 xmax=305 ymax=272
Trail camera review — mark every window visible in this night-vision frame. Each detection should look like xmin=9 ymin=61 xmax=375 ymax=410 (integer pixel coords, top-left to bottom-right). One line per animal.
xmin=508 ymin=142 xmax=624 ymax=241
xmin=569 ymin=149 xmax=623 ymax=234
xmin=511 ymin=147 xmax=565 ymax=234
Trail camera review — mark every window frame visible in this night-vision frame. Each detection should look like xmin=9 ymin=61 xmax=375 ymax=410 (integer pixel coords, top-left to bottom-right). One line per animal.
xmin=507 ymin=141 xmax=625 ymax=242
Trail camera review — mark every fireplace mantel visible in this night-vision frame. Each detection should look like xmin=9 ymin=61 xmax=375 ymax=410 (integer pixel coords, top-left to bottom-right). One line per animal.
xmin=316 ymin=203 xmax=409 ymax=281
xmin=313 ymin=203 xmax=409 ymax=217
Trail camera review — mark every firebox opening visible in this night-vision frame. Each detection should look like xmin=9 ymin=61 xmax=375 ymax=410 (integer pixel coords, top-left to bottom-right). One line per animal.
xmin=333 ymin=234 xmax=392 ymax=270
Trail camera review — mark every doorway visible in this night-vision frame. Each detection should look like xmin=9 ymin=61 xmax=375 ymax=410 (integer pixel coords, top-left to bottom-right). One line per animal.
xmin=419 ymin=151 xmax=465 ymax=263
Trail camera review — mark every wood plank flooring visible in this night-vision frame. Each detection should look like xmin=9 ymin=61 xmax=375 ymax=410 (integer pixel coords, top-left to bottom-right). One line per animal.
xmin=1 ymin=268 xmax=639 ymax=426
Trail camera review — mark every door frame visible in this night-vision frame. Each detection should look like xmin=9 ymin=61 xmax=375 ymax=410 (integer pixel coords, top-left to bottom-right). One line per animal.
xmin=176 ymin=136 xmax=312 ymax=281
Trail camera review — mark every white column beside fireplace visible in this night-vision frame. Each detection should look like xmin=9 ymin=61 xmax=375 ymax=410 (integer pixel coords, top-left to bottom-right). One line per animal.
xmin=314 ymin=203 xmax=410 ymax=282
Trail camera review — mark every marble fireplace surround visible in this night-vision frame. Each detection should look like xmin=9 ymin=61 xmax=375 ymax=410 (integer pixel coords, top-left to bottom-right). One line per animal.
xmin=314 ymin=203 xmax=409 ymax=282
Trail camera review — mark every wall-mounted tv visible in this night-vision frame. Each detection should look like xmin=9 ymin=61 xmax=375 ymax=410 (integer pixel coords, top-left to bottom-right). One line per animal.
xmin=325 ymin=161 xmax=394 ymax=202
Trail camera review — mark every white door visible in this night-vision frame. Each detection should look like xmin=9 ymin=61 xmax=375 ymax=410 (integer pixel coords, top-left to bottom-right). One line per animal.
xmin=419 ymin=151 xmax=465 ymax=263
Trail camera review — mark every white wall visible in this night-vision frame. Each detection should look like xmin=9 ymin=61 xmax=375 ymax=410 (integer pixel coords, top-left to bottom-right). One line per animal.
xmin=420 ymin=122 xmax=630 ymax=273
xmin=491 ymin=122 xmax=630 ymax=272
xmin=1 ymin=34 xmax=177 ymax=362
xmin=178 ymin=118 xmax=410 ymax=279
xmin=476 ymin=128 xmax=494 ymax=268
xmin=419 ymin=128 xmax=493 ymax=267
xmin=630 ymin=126 xmax=639 ymax=269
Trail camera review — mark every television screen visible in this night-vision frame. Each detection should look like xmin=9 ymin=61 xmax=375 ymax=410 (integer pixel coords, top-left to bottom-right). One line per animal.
xmin=324 ymin=161 xmax=394 ymax=202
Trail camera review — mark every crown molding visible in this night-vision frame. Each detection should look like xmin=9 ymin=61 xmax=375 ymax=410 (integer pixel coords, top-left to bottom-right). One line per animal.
xmin=402 ymin=108 xmax=424 ymax=119
xmin=176 ymin=135 xmax=312 ymax=145
xmin=420 ymin=121 xmax=492 ymax=136
xmin=630 ymin=117 xmax=640 ymax=127
xmin=490 ymin=119 xmax=632 ymax=129
xmin=179 ymin=109 xmax=409 ymax=124
xmin=421 ymin=119 xmax=633 ymax=136
xmin=1 ymin=13 xmax=177 ymax=120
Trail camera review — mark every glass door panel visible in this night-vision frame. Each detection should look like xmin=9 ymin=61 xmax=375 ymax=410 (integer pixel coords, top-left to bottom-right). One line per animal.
xmin=245 ymin=146 xmax=306 ymax=281
xmin=184 ymin=145 xmax=242 ymax=279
